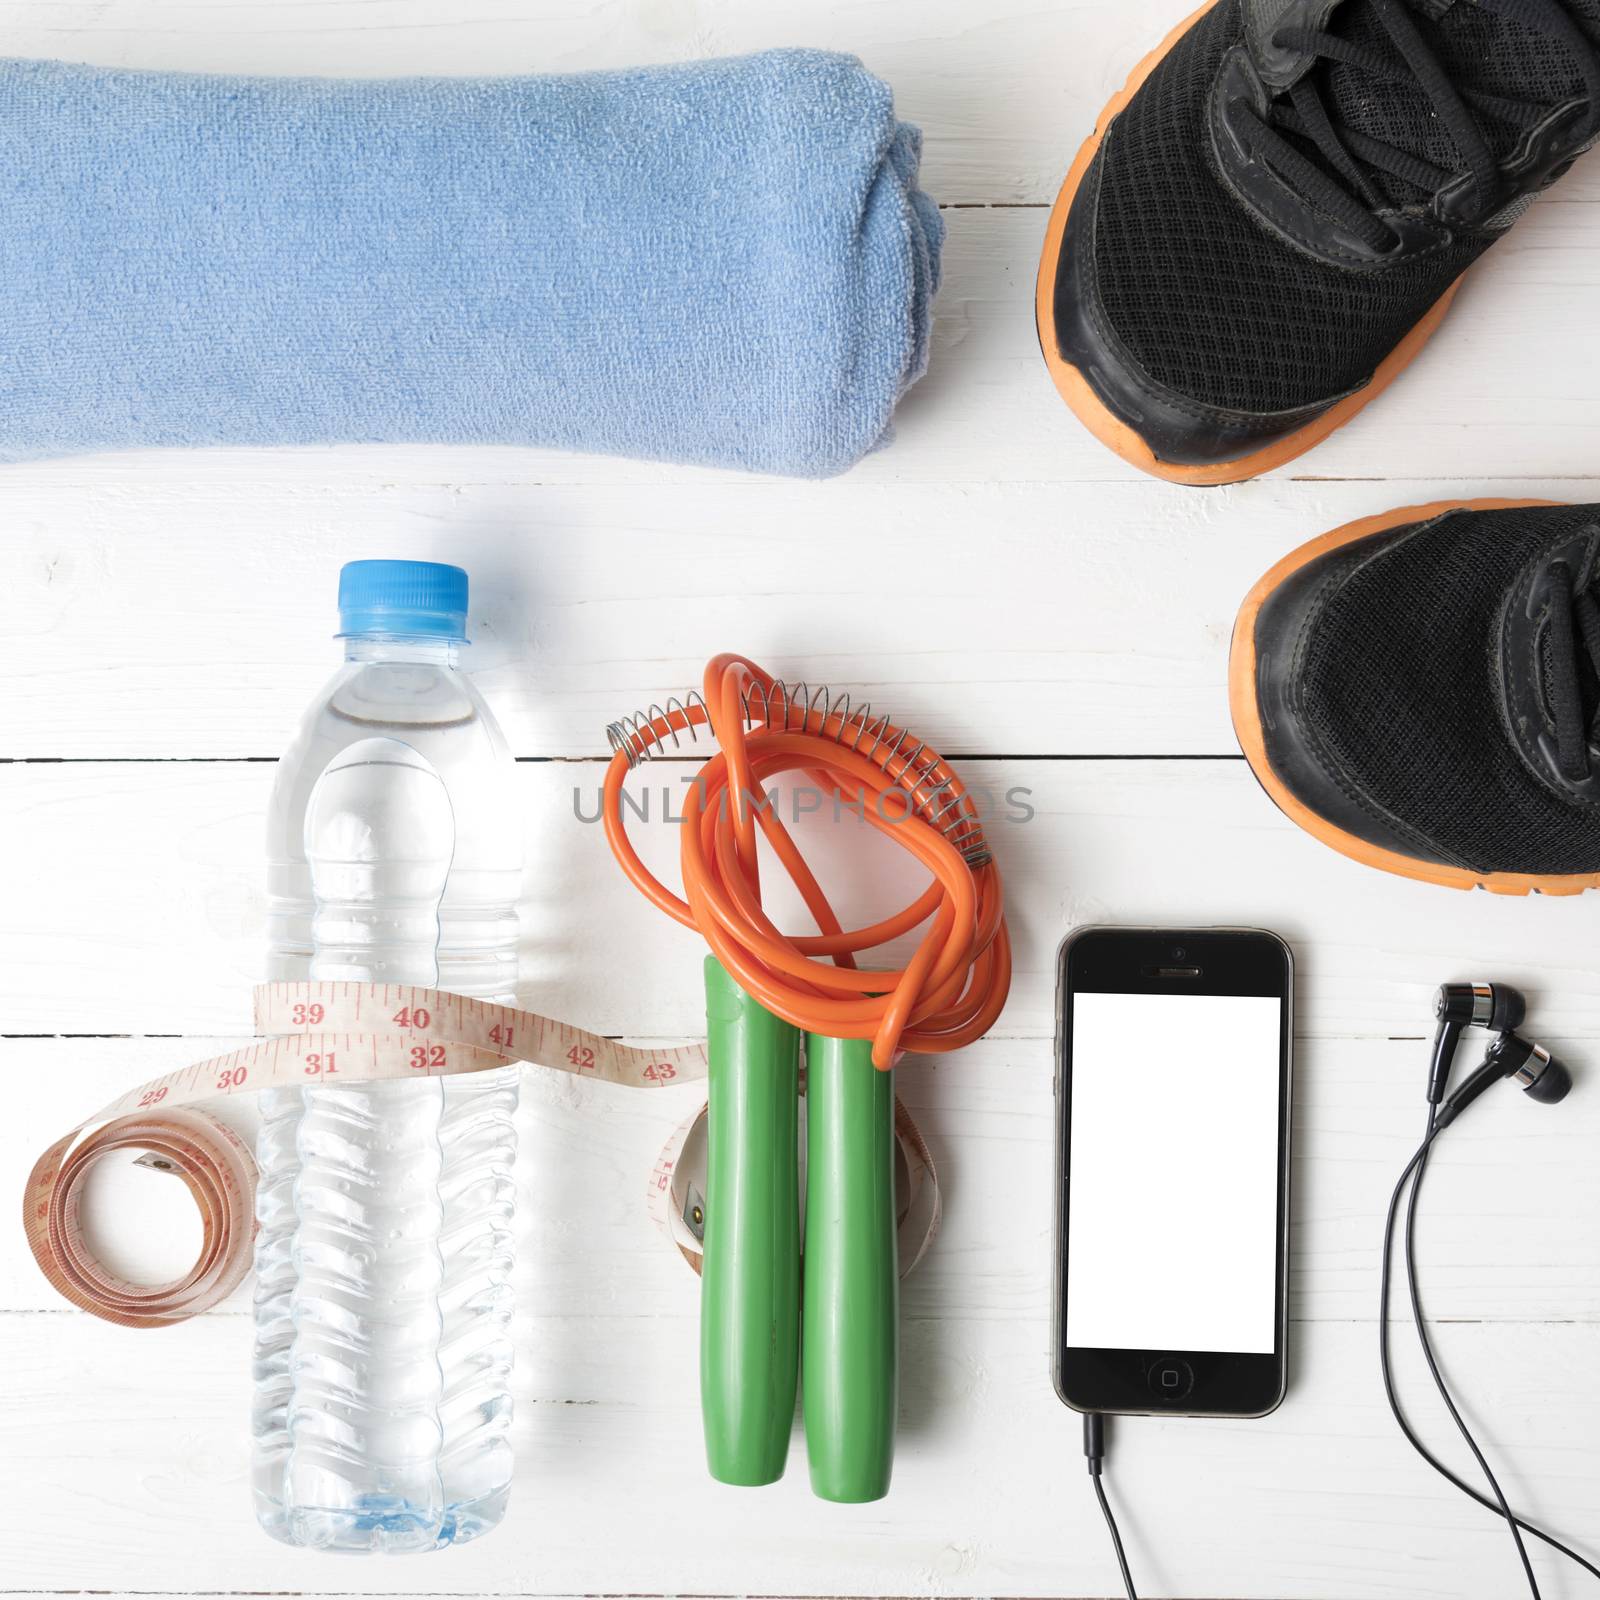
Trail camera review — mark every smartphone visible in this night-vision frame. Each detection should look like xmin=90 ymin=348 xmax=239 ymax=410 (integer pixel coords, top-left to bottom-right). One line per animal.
xmin=1052 ymin=925 xmax=1293 ymax=1418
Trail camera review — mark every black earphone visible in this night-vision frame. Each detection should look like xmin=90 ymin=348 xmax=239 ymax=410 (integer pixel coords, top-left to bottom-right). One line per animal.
xmin=1426 ymin=980 xmax=1526 ymax=1101
xmin=1384 ymin=982 xmax=1587 ymax=1600
xmin=1427 ymin=980 xmax=1571 ymax=1124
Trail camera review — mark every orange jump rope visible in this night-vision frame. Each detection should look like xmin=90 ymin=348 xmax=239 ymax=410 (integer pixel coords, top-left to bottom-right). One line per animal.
xmin=603 ymin=652 xmax=1010 ymax=1500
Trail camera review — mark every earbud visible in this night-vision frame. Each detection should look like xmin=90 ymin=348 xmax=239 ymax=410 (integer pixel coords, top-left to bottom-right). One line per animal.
xmin=1487 ymin=1031 xmax=1572 ymax=1104
xmin=1435 ymin=1031 xmax=1572 ymax=1128
xmin=1427 ymin=982 xmax=1527 ymax=1103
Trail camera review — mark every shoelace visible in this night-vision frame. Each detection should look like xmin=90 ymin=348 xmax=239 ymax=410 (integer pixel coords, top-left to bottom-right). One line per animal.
xmin=1250 ymin=0 xmax=1600 ymax=252
xmin=1543 ymin=558 xmax=1600 ymax=780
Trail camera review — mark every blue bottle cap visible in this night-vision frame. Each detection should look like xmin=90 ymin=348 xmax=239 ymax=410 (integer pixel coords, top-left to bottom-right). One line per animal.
xmin=337 ymin=560 xmax=469 ymax=642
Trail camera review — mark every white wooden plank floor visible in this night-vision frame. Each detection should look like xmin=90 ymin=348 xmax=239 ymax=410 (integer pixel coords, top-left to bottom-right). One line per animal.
xmin=3 ymin=1 xmax=1599 ymax=1596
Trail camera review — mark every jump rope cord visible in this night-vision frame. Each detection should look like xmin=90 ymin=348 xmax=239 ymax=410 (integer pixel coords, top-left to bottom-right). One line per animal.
xmin=1380 ymin=1106 xmax=1600 ymax=1594
xmin=602 ymin=653 xmax=1011 ymax=1066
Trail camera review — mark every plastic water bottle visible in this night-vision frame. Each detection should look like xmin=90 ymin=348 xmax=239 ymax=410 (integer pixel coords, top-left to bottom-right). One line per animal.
xmin=253 ymin=561 xmax=522 ymax=1553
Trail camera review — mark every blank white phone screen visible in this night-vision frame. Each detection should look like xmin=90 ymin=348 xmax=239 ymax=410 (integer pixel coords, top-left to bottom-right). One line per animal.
xmin=1065 ymin=990 xmax=1282 ymax=1354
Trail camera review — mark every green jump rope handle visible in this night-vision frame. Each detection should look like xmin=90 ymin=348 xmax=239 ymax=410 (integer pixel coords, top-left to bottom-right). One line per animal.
xmin=803 ymin=1033 xmax=898 ymax=1503
xmin=701 ymin=957 xmax=801 ymax=1486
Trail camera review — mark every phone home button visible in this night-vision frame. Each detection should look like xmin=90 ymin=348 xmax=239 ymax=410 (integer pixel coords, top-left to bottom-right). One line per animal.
xmin=1147 ymin=1357 xmax=1194 ymax=1402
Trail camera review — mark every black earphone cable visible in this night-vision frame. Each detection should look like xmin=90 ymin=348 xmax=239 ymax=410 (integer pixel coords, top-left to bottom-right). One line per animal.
xmin=1092 ymin=1471 xmax=1138 ymax=1599
xmin=1401 ymin=1108 xmax=1540 ymax=1595
xmin=1083 ymin=1412 xmax=1138 ymax=1599
xmin=1380 ymin=1104 xmax=1600 ymax=1591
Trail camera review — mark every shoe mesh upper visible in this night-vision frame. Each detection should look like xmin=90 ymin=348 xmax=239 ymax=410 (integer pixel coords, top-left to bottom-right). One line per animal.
xmin=1090 ymin=0 xmax=1496 ymax=414
xmin=1295 ymin=503 xmax=1600 ymax=876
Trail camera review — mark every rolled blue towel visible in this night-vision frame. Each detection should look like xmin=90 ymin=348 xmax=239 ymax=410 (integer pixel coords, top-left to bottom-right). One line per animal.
xmin=0 ymin=50 xmax=942 ymax=476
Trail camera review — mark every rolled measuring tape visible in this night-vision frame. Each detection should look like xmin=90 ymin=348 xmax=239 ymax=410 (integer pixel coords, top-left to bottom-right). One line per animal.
xmin=646 ymin=1079 xmax=942 ymax=1278
xmin=24 ymin=982 xmax=939 ymax=1326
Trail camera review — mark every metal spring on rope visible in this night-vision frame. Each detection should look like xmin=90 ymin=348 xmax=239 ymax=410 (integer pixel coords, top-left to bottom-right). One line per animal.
xmin=605 ymin=681 xmax=991 ymax=869
xmin=605 ymin=692 xmax=710 ymax=767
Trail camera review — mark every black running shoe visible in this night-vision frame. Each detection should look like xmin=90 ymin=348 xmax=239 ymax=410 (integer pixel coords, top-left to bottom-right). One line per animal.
xmin=1231 ymin=499 xmax=1600 ymax=893
xmin=1037 ymin=0 xmax=1600 ymax=485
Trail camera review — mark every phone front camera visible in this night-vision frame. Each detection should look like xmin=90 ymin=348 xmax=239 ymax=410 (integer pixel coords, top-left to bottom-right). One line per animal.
xmin=1172 ymin=946 xmax=1187 ymax=959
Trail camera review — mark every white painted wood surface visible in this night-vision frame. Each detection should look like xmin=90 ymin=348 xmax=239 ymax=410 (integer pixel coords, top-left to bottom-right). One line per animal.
xmin=3 ymin=0 xmax=1599 ymax=1595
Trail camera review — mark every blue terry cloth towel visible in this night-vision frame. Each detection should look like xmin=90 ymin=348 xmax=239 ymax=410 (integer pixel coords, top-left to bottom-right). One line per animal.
xmin=0 ymin=50 xmax=942 ymax=476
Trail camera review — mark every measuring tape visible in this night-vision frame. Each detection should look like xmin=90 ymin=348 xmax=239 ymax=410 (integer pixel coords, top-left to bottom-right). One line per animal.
xmin=24 ymin=982 xmax=939 ymax=1327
